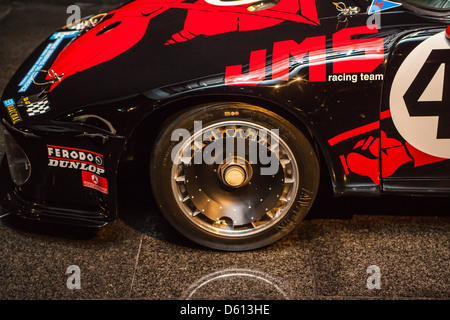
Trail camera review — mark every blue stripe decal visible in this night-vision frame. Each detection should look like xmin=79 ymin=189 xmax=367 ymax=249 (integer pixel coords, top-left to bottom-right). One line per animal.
xmin=18 ymin=31 xmax=79 ymax=93
xmin=367 ymin=0 xmax=402 ymax=14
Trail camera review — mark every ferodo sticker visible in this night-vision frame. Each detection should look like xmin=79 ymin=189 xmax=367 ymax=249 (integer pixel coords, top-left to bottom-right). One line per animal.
xmin=47 ymin=145 xmax=105 ymax=175
xmin=390 ymin=31 xmax=450 ymax=159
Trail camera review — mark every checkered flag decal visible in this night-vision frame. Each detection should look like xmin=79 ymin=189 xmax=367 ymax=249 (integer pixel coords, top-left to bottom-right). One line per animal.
xmin=26 ymin=97 xmax=50 ymax=116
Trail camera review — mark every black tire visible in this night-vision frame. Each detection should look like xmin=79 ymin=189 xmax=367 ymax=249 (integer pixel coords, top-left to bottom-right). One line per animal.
xmin=150 ymin=102 xmax=320 ymax=251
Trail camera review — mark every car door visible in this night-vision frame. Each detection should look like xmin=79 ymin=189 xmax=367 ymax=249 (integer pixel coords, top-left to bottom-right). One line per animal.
xmin=380 ymin=3 xmax=450 ymax=194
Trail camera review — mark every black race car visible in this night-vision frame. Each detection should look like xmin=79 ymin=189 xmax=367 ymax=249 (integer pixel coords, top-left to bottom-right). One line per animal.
xmin=1 ymin=0 xmax=449 ymax=251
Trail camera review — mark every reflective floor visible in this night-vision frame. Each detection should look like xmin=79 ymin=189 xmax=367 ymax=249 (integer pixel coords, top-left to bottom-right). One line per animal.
xmin=1 ymin=167 xmax=449 ymax=299
xmin=0 ymin=2 xmax=449 ymax=300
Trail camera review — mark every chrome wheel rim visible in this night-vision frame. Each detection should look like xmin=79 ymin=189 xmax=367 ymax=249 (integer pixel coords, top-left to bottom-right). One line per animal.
xmin=171 ymin=120 xmax=299 ymax=237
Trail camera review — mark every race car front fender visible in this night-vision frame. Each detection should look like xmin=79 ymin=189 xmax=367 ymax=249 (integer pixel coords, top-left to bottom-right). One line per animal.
xmin=0 ymin=108 xmax=130 ymax=227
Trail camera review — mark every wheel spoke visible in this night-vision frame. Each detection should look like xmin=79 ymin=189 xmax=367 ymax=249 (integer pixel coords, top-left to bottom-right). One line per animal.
xmin=270 ymin=142 xmax=279 ymax=152
xmin=180 ymin=157 xmax=191 ymax=164
xmin=266 ymin=211 xmax=275 ymax=219
xmin=175 ymin=175 xmax=186 ymax=183
xmin=193 ymin=140 xmax=203 ymax=150
xmin=213 ymin=217 xmax=234 ymax=230
xmin=284 ymin=177 xmax=294 ymax=184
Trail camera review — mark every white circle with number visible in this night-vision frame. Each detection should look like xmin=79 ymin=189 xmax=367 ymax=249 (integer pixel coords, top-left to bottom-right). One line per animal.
xmin=390 ymin=31 xmax=450 ymax=159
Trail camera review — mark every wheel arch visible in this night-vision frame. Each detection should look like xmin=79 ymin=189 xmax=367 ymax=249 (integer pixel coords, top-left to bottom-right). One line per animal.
xmin=120 ymin=93 xmax=337 ymax=196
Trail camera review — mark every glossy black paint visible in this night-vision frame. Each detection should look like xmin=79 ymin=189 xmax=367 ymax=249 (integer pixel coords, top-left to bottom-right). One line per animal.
xmin=381 ymin=28 xmax=450 ymax=194
xmin=1 ymin=0 xmax=449 ymax=226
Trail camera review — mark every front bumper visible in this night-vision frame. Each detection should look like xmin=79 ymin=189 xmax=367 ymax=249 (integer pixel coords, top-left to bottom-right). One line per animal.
xmin=0 ymin=121 xmax=126 ymax=228
xmin=0 ymin=158 xmax=109 ymax=227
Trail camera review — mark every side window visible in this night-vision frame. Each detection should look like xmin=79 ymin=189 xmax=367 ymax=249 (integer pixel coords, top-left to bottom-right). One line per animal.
xmin=403 ymin=0 xmax=450 ymax=10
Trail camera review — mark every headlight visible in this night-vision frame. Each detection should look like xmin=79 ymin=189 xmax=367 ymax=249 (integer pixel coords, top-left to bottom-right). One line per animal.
xmin=1 ymin=126 xmax=31 ymax=186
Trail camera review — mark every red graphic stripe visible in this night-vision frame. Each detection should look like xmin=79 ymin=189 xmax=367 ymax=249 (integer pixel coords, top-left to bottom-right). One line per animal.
xmin=172 ymin=3 xmax=318 ymax=25
xmin=328 ymin=110 xmax=391 ymax=146
xmin=48 ymin=156 xmax=104 ymax=169
xmin=134 ymin=0 xmax=319 ymax=25
xmin=339 ymin=155 xmax=350 ymax=174
xmin=361 ymin=136 xmax=374 ymax=150
xmin=300 ymin=0 xmax=319 ymax=24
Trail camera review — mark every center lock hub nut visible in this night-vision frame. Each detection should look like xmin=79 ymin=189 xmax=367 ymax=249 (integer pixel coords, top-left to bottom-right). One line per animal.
xmin=218 ymin=161 xmax=252 ymax=188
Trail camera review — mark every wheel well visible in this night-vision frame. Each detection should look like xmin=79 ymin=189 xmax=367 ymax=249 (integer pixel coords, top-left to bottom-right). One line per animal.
xmin=119 ymin=95 xmax=334 ymax=199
